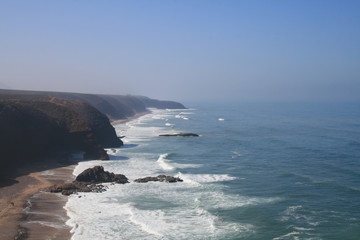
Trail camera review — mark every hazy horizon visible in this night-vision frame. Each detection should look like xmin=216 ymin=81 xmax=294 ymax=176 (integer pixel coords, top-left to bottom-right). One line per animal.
xmin=1 ymin=1 xmax=359 ymax=103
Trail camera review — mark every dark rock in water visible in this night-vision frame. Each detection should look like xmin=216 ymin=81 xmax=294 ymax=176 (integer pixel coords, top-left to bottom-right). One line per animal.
xmin=134 ymin=175 xmax=183 ymax=183
xmin=48 ymin=182 xmax=107 ymax=196
xmin=159 ymin=133 xmax=199 ymax=137
xmin=76 ymin=166 xmax=128 ymax=184
xmin=48 ymin=166 xmax=128 ymax=195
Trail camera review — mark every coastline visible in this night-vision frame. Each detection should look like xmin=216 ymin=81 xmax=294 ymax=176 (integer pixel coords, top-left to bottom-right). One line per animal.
xmin=110 ymin=111 xmax=149 ymax=126
xmin=0 ymin=113 xmax=148 ymax=240
xmin=0 ymin=162 xmax=75 ymax=240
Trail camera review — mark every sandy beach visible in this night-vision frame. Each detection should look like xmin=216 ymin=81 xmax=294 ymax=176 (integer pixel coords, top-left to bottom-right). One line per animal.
xmin=0 ymin=162 xmax=76 ymax=240
xmin=0 ymin=113 xmax=145 ymax=240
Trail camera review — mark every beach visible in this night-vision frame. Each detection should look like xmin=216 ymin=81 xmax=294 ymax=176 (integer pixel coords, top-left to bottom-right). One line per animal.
xmin=0 ymin=114 xmax=143 ymax=240
xmin=0 ymin=161 xmax=76 ymax=240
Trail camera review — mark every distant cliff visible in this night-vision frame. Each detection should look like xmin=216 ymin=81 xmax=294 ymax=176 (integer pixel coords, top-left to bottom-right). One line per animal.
xmin=0 ymin=89 xmax=186 ymax=177
xmin=0 ymin=89 xmax=186 ymax=121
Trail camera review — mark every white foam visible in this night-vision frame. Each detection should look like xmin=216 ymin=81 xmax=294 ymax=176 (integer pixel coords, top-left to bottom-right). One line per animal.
xmin=65 ymin=180 xmax=255 ymax=240
xmin=157 ymin=153 xmax=175 ymax=171
xmin=66 ymin=108 xmax=271 ymax=239
xmin=273 ymin=231 xmax=301 ymax=240
xmin=72 ymin=160 xmax=103 ymax=176
xmin=176 ymin=173 xmax=238 ymax=183
xmin=180 ymin=111 xmax=195 ymax=114
xmin=157 ymin=154 xmax=202 ymax=172
xmin=128 ymin=206 xmax=164 ymax=237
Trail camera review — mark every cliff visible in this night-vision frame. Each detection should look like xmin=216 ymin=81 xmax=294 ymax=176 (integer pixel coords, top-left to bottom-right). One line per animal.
xmin=0 ymin=89 xmax=185 ymax=179
xmin=0 ymin=97 xmax=123 ymax=175
xmin=0 ymin=89 xmax=186 ymax=121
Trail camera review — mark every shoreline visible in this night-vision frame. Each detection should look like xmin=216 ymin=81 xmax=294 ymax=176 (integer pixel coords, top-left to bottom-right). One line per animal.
xmin=110 ymin=111 xmax=149 ymax=126
xmin=0 ymin=161 xmax=76 ymax=240
xmin=0 ymin=113 xmax=148 ymax=240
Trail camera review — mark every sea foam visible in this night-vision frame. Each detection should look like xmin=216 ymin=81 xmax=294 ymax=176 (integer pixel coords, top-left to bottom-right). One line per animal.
xmin=65 ymin=108 xmax=274 ymax=240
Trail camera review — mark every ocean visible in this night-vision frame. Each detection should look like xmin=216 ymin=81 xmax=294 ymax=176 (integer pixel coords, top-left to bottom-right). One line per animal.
xmin=65 ymin=102 xmax=360 ymax=240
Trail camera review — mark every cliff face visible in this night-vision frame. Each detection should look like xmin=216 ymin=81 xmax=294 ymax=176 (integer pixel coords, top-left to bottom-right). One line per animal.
xmin=0 ymin=97 xmax=122 ymax=175
xmin=0 ymin=89 xmax=186 ymax=121
xmin=0 ymin=89 xmax=185 ymax=177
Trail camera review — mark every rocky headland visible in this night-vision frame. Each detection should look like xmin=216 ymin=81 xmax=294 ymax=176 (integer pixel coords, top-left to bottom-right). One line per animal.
xmin=0 ymin=88 xmax=186 ymax=239
xmin=0 ymin=89 xmax=185 ymax=179
xmin=134 ymin=175 xmax=183 ymax=183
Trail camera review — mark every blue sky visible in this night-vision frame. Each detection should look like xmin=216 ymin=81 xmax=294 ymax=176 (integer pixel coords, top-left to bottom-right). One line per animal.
xmin=1 ymin=0 xmax=359 ymax=102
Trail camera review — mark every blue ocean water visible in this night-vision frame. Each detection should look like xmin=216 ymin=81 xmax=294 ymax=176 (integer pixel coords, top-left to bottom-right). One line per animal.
xmin=66 ymin=102 xmax=360 ymax=240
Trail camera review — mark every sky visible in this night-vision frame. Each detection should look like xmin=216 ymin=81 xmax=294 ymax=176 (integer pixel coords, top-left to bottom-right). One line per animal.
xmin=1 ymin=0 xmax=360 ymax=102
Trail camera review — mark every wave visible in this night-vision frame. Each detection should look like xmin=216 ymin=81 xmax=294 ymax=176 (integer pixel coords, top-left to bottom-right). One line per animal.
xmin=65 ymin=186 xmax=254 ymax=240
xmin=273 ymin=231 xmax=301 ymax=240
xmin=157 ymin=153 xmax=203 ymax=172
xmin=157 ymin=153 xmax=175 ymax=171
xmin=176 ymin=173 xmax=238 ymax=183
xmin=175 ymin=114 xmax=190 ymax=120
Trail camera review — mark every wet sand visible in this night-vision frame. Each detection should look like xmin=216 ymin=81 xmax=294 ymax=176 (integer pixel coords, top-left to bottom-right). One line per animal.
xmin=0 ymin=163 xmax=75 ymax=240
xmin=0 ymin=114 xmax=145 ymax=239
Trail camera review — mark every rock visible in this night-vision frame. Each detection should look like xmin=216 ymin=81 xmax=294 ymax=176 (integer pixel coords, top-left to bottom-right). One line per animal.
xmin=75 ymin=166 xmax=129 ymax=184
xmin=48 ymin=182 xmax=95 ymax=196
xmin=48 ymin=166 xmax=128 ymax=195
xmin=134 ymin=175 xmax=183 ymax=183
xmin=159 ymin=133 xmax=199 ymax=137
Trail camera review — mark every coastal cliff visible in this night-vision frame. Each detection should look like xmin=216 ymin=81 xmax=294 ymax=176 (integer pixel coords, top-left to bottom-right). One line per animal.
xmin=0 ymin=89 xmax=186 ymax=120
xmin=0 ymin=89 xmax=185 ymax=178
xmin=0 ymin=97 xmax=120 ymax=175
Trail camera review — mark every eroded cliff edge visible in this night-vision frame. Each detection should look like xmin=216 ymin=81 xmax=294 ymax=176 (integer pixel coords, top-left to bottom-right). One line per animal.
xmin=0 ymin=89 xmax=185 ymax=180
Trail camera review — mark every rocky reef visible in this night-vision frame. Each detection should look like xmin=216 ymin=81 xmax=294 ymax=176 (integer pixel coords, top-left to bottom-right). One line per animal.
xmin=75 ymin=166 xmax=128 ymax=184
xmin=134 ymin=175 xmax=183 ymax=183
xmin=48 ymin=166 xmax=182 ymax=195
xmin=48 ymin=166 xmax=129 ymax=195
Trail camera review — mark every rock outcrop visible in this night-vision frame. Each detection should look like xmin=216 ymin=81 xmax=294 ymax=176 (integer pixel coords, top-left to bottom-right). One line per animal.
xmin=48 ymin=182 xmax=106 ymax=196
xmin=134 ymin=175 xmax=183 ymax=183
xmin=75 ymin=166 xmax=128 ymax=184
xmin=48 ymin=166 xmax=128 ymax=195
